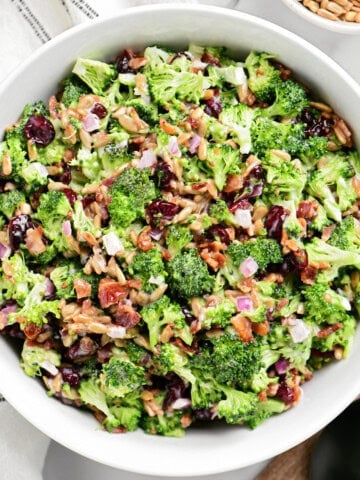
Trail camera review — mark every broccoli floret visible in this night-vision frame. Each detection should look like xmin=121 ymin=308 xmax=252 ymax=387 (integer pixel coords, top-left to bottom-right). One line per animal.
xmin=209 ymin=199 xmax=237 ymax=227
xmin=305 ymin=238 xmax=360 ymax=281
xmin=155 ymin=343 xmax=195 ymax=385
xmin=329 ymin=216 xmax=360 ymax=252
xmin=192 ymin=333 xmax=262 ymax=388
xmin=219 ymin=104 xmax=258 ymax=154
xmin=148 ymin=62 xmax=205 ymax=107
xmin=125 ymin=341 xmax=151 ymax=366
xmin=0 ymin=190 xmax=26 ymax=219
xmin=71 ymin=147 xmax=101 ymax=182
xmin=72 ymin=58 xmax=115 ymax=95
xmin=312 ymin=315 xmax=356 ymax=359
xmin=262 ymin=150 xmax=307 ymax=203
xmin=166 ymin=249 xmax=215 ymax=299
xmin=217 ymin=386 xmax=258 ymax=424
xmin=206 ymin=63 xmax=247 ymax=88
xmin=78 ymin=377 xmax=118 ymax=429
xmin=109 ymin=392 xmax=143 ymax=432
xmin=100 ymin=357 xmax=146 ymax=398
xmin=61 ymin=74 xmax=91 ymax=107
xmin=228 ymin=238 xmax=283 ymax=272
xmin=202 ymin=112 xmax=229 ymax=143
xmin=35 ymin=140 xmax=66 ymax=166
xmin=203 ymin=144 xmax=241 ymax=191
xmin=141 ymin=296 xmax=192 ymax=349
xmin=35 ymin=191 xmax=72 ymax=240
xmin=251 ymin=117 xmax=304 ymax=158
xmin=165 ymin=224 xmax=193 ymax=258
xmin=262 ymin=80 xmax=309 ymax=118
xmin=21 ymin=162 xmax=49 ymax=188
xmin=302 ymin=281 xmax=352 ymax=325
xmin=21 ymin=341 xmax=61 ymax=377
xmin=108 ymin=167 xmax=157 ymax=228
xmin=127 ymin=247 xmax=166 ymax=294
xmin=244 ymin=51 xmax=281 ymax=103
xmin=246 ymin=398 xmax=285 ymax=429
xmin=72 ymin=200 xmax=100 ymax=238
xmin=9 ymin=281 xmax=60 ymax=328
xmin=202 ymin=297 xmax=236 ymax=329
xmin=50 ymin=262 xmax=97 ymax=300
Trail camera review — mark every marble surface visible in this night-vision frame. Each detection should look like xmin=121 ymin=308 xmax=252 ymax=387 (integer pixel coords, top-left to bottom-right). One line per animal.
xmin=43 ymin=1 xmax=359 ymax=479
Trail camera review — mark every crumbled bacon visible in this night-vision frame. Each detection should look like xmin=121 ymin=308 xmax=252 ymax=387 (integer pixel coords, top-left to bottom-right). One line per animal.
xmin=114 ymin=304 xmax=140 ymax=329
xmin=316 ymin=322 xmax=342 ymax=339
xmin=25 ymin=227 xmax=46 ymax=256
xmin=296 ymin=200 xmax=318 ymax=220
xmin=98 ymin=278 xmax=129 ymax=308
xmin=230 ymin=315 xmax=253 ymax=342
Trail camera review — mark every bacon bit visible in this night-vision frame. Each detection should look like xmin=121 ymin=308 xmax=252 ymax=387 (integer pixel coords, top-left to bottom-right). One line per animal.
xmin=199 ymin=240 xmax=227 ymax=271
xmin=276 ymin=298 xmax=289 ymax=311
xmin=301 ymin=265 xmax=318 ymax=285
xmin=24 ymin=322 xmax=42 ymax=340
xmin=201 ymin=51 xmax=221 ymax=66
xmin=98 ymin=278 xmax=129 ymax=309
xmin=172 ymin=338 xmax=197 ymax=355
xmin=181 ymin=413 xmax=192 ymax=429
xmin=296 ymin=200 xmax=318 ymax=219
xmin=114 ymin=304 xmax=140 ymax=329
xmin=230 ymin=315 xmax=253 ymax=342
xmin=137 ymin=226 xmax=153 ymax=252
xmin=321 ymin=224 xmax=336 ymax=242
xmin=128 ymin=56 xmax=148 ymax=70
xmin=73 ymin=278 xmax=92 ymax=299
xmin=237 ymin=277 xmax=257 ymax=293
xmin=317 ymin=322 xmax=342 ymax=339
xmin=251 ymin=320 xmax=269 ymax=336
xmin=25 ymin=227 xmax=46 ymax=256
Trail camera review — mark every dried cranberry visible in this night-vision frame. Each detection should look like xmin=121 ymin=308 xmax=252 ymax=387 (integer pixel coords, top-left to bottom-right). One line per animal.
xmin=154 ymin=160 xmax=176 ymax=191
xmin=8 ymin=214 xmax=36 ymax=250
xmin=204 ymin=93 xmax=222 ymax=118
xmin=208 ymin=225 xmax=231 ymax=245
xmin=62 ymin=188 xmax=77 ymax=206
xmin=280 ymin=250 xmax=308 ymax=276
xmin=81 ymin=194 xmax=96 ymax=209
xmin=91 ymin=103 xmax=108 ymax=119
xmin=181 ymin=307 xmax=196 ymax=325
xmin=59 ymin=366 xmax=81 ymax=388
xmin=299 ymin=108 xmax=333 ymax=138
xmin=276 ymin=383 xmax=295 ymax=404
xmin=265 ymin=205 xmax=287 ymax=241
xmin=97 ymin=344 xmax=113 ymax=364
xmin=115 ymin=49 xmax=134 ymax=73
xmin=193 ymin=408 xmax=213 ymax=421
xmin=311 ymin=348 xmax=334 ymax=358
xmin=0 ymin=322 xmax=25 ymax=340
xmin=248 ymin=164 xmax=264 ymax=180
xmin=163 ymin=375 xmax=188 ymax=410
xmin=146 ymin=199 xmax=180 ymax=226
xmin=58 ymin=163 xmax=72 ymax=184
xmin=24 ymin=115 xmax=55 ymax=147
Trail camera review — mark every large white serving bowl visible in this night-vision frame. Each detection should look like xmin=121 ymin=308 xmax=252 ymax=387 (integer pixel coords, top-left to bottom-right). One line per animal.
xmin=0 ymin=5 xmax=360 ymax=477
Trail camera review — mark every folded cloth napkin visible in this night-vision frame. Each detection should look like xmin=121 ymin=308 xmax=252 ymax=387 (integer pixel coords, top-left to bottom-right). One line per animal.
xmin=0 ymin=3 xmax=238 ymax=479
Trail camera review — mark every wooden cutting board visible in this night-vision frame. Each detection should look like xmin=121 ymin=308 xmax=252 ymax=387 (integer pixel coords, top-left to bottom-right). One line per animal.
xmin=256 ymin=433 xmax=321 ymax=480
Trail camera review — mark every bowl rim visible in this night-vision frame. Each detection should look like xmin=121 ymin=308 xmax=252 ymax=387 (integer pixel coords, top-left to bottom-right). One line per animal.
xmin=1 ymin=4 xmax=360 ymax=476
xmin=280 ymin=0 xmax=360 ymax=34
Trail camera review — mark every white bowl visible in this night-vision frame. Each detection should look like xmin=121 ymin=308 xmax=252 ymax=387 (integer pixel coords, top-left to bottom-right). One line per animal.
xmin=1 ymin=5 xmax=360 ymax=477
xmin=281 ymin=0 xmax=360 ymax=34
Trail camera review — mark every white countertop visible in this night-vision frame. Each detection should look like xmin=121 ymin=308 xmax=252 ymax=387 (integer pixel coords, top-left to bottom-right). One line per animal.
xmin=6 ymin=1 xmax=360 ymax=479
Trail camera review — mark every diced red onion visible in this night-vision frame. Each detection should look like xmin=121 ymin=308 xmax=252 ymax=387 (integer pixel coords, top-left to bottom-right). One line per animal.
xmin=234 ymin=209 xmax=252 ymax=228
xmin=171 ymin=398 xmax=191 ymax=410
xmin=138 ymin=149 xmax=157 ymax=169
xmin=0 ymin=303 xmax=17 ymax=328
xmin=236 ymin=296 xmax=253 ymax=312
xmin=45 ymin=278 xmax=55 ymax=297
xmin=240 ymin=257 xmax=258 ymax=278
xmin=108 ymin=325 xmax=126 ymax=339
xmin=0 ymin=243 xmax=11 ymax=259
xmin=102 ymin=232 xmax=123 ymax=256
xmin=188 ymin=133 xmax=201 ymax=154
xmin=82 ymin=113 xmax=100 ymax=132
xmin=62 ymin=220 xmax=72 ymax=236
xmin=40 ymin=361 xmax=59 ymax=376
xmin=289 ymin=319 xmax=311 ymax=343
xmin=149 ymin=228 xmax=163 ymax=241
xmin=274 ymin=358 xmax=290 ymax=375
xmin=168 ymin=136 xmax=181 ymax=156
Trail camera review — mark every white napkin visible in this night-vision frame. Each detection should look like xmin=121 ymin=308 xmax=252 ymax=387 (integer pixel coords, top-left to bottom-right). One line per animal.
xmin=0 ymin=3 xmax=238 ymax=479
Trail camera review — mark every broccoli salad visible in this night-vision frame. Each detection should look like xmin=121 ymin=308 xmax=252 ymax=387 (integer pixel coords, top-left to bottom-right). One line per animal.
xmin=0 ymin=44 xmax=359 ymax=437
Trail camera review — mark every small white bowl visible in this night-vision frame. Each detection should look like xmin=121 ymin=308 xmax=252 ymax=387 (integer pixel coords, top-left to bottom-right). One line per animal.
xmin=281 ymin=0 xmax=360 ymax=34
xmin=0 ymin=4 xmax=360 ymax=477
